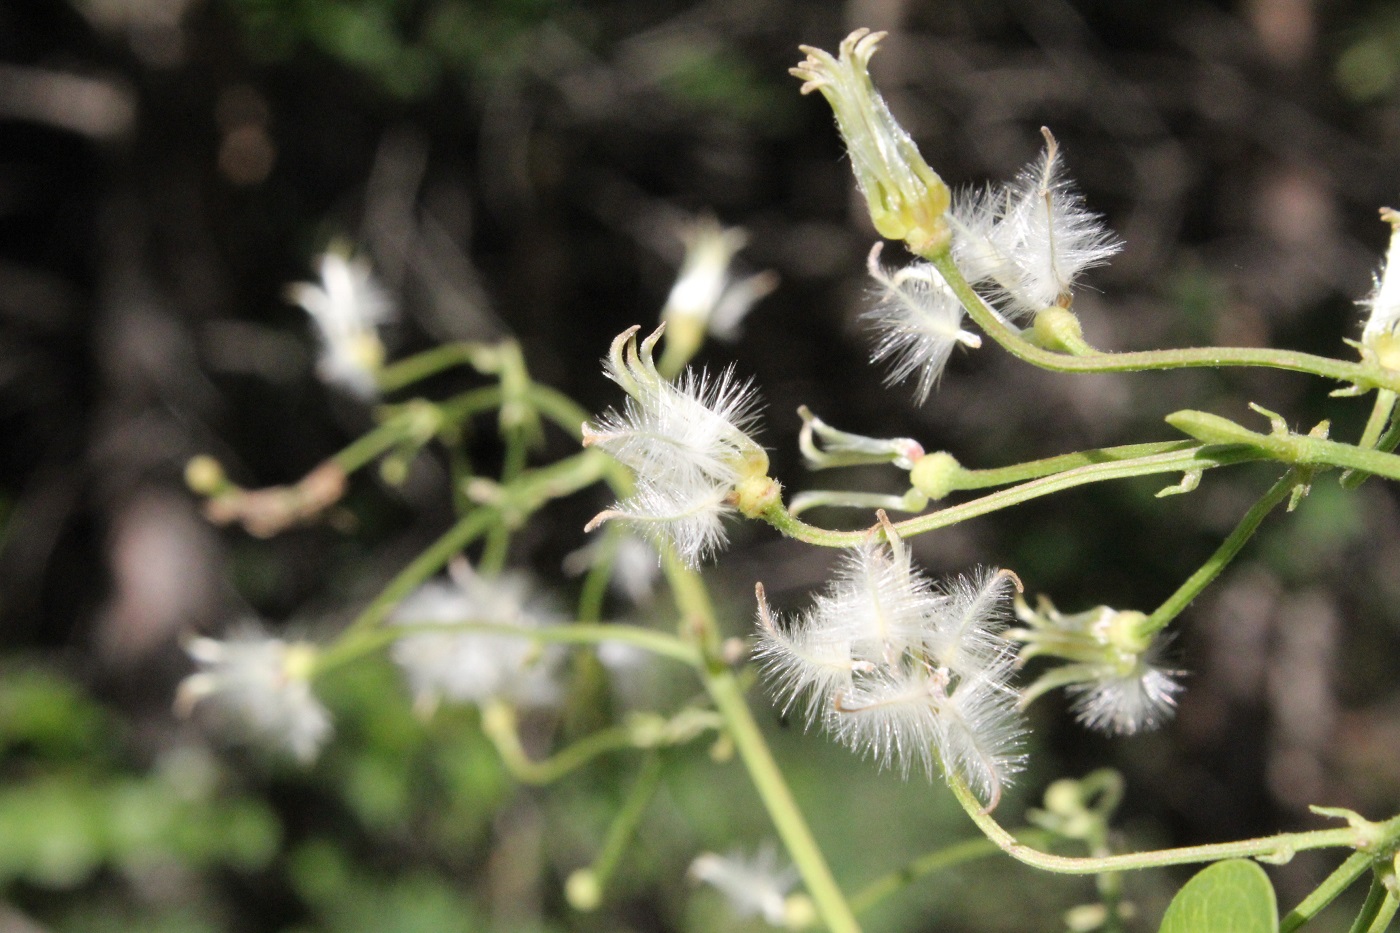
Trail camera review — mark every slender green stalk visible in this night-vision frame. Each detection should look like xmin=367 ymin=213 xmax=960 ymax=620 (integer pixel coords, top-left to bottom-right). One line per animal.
xmin=1349 ymin=875 xmax=1390 ymax=933
xmin=1367 ymin=890 xmax=1398 ymax=932
xmin=332 ymin=415 xmax=421 ymax=473
xmin=1342 ymin=389 xmax=1398 ymax=489
xmin=377 ymin=342 xmax=491 ymax=392
xmin=703 ymin=667 xmax=861 ymax=933
xmin=576 ymin=530 xmax=619 ymax=625
xmin=480 ymin=701 xmax=635 ymax=785
xmin=1167 ymin=410 xmax=1400 ymax=480
xmin=658 ymin=555 xmax=861 ymax=933
xmin=1143 ymin=470 xmax=1297 ymax=634
xmin=952 ymin=441 xmax=1195 ymax=491
xmin=480 ymin=434 xmax=530 ymax=575
xmin=338 ymin=510 xmax=494 ymax=640
xmin=315 ymin=618 xmax=701 ymax=677
xmin=763 ymin=445 xmax=1261 ymax=548
xmin=947 ymin=774 xmax=1399 ymax=875
xmin=924 ymin=250 xmax=1400 ymax=392
xmin=569 ymin=754 xmax=664 ymax=906
xmin=847 ymin=830 xmax=1055 ymax=915
xmin=1280 ymin=852 xmax=1374 ymax=933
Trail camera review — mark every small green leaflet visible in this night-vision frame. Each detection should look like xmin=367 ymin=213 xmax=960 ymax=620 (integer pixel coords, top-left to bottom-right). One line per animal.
xmin=1159 ymin=860 xmax=1278 ymax=933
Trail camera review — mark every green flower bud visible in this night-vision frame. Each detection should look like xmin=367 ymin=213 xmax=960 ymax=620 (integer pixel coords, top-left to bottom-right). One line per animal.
xmin=792 ymin=29 xmax=951 ymax=254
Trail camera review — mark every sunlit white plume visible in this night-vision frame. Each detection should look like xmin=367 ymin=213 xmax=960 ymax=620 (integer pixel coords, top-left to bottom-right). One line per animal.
xmin=949 ymin=129 xmax=1120 ymax=320
xmin=864 ymin=243 xmax=982 ymax=402
xmin=753 ymin=516 xmax=1026 ymax=809
xmin=583 ymin=325 xmax=768 ymax=566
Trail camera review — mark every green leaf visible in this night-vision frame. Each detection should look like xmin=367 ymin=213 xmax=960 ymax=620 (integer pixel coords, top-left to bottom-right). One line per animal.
xmin=1160 ymin=860 xmax=1279 ymax=933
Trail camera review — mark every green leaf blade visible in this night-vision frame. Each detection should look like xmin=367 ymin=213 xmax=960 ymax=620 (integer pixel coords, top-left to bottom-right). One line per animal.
xmin=1159 ymin=859 xmax=1279 ymax=933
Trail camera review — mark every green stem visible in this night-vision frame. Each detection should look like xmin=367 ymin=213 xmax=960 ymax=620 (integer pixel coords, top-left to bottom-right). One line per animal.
xmin=315 ymin=618 xmax=701 ymax=677
xmin=704 ymin=667 xmax=862 ymax=933
xmin=480 ymin=435 xmax=530 ymax=575
xmin=1167 ymin=410 xmax=1400 ymax=480
xmin=338 ymin=510 xmax=494 ymax=640
xmin=576 ymin=530 xmax=619 ymax=625
xmin=1280 ymin=852 xmax=1374 ymax=933
xmin=763 ymin=446 xmax=1260 ymax=548
xmin=947 ymin=774 xmax=1397 ymax=875
xmin=1143 ymin=470 xmax=1297 ymax=634
xmin=658 ymin=554 xmax=860 ymax=933
xmin=1368 ymin=890 xmax=1399 ymax=933
xmin=572 ymin=754 xmax=664 ymax=905
xmin=377 ymin=342 xmax=491 ymax=392
xmin=481 ymin=701 xmax=634 ymax=785
xmin=331 ymin=416 xmax=419 ymax=474
xmin=847 ymin=830 xmax=1056 ymax=915
xmin=951 ymin=441 xmax=1195 ymax=491
xmin=1348 ymin=875 xmax=1390 ymax=933
xmin=1342 ymin=389 xmax=1399 ymax=489
xmin=925 ymin=251 xmax=1397 ymax=392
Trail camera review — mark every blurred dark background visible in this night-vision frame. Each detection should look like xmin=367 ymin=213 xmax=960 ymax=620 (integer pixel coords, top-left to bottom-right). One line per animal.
xmin=2 ymin=0 xmax=1400 ymax=930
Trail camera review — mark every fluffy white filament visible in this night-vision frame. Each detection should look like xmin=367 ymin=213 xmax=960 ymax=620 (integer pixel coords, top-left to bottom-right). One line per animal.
xmin=176 ymin=626 xmax=331 ymax=764
xmin=584 ymin=325 xmax=767 ymax=566
xmin=949 ymin=129 xmax=1120 ymax=320
xmin=1360 ymin=207 xmax=1400 ymax=346
xmin=754 ymin=530 xmax=1026 ymax=809
xmin=864 ymin=243 xmax=982 ymax=402
xmin=390 ymin=569 xmax=562 ymax=714
xmin=690 ymin=846 xmax=798 ymax=925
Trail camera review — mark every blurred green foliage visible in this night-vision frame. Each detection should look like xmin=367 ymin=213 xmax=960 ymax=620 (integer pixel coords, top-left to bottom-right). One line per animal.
xmin=0 ymin=666 xmax=278 ymax=891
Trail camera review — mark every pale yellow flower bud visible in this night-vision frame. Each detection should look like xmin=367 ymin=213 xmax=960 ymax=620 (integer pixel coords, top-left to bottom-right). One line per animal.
xmin=792 ymin=29 xmax=950 ymax=253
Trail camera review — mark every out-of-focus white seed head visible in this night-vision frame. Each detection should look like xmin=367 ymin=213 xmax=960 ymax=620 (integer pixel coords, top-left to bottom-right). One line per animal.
xmin=286 ymin=251 xmax=394 ymax=398
xmin=390 ymin=565 xmax=563 ymax=715
xmin=690 ymin=845 xmax=799 ymax=926
xmin=176 ymin=625 xmax=331 ymax=764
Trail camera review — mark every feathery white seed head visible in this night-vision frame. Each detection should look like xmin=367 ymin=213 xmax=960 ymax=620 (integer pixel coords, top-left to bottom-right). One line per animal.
xmin=690 ymin=845 xmax=799 ymax=926
xmin=753 ymin=521 xmax=1026 ymax=807
xmin=286 ymin=251 xmax=394 ymax=398
xmin=176 ymin=625 xmax=331 ymax=764
xmin=1010 ymin=595 xmax=1184 ymax=736
xmin=390 ymin=566 xmax=563 ymax=713
xmin=792 ymin=29 xmax=951 ymax=252
xmin=949 ymin=129 xmax=1120 ymax=320
xmin=584 ymin=325 xmax=769 ymax=566
xmin=864 ymin=243 xmax=982 ymax=402
xmin=1360 ymin=208 xmax=1400 ymax=357
xmin=662 ymin=215 xmax=777 ymax=342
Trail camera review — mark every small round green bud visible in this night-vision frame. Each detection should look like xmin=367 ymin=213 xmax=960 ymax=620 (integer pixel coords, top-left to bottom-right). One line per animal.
xmin=1030 ymin=306 xmax=1092 ymax=355
xmin=909 ymin=451 xmax=962 ymax=500
xmin=379 ymin=456 xmax=409 ymax=486
xmin=1105 ymin=610 xmax=1153 ymax=656
xmin=784 ymin=894 xmax=818 ymax=929
xmin=185 ymin=455 xmax=226 ymax=495
xmin=1372 ymin=331 xmax=1400 ymax=372
xmin=565 ymin=870 xmax=601 ymax=912
xmin=734 ymin=474 xmax=782 ymax=518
